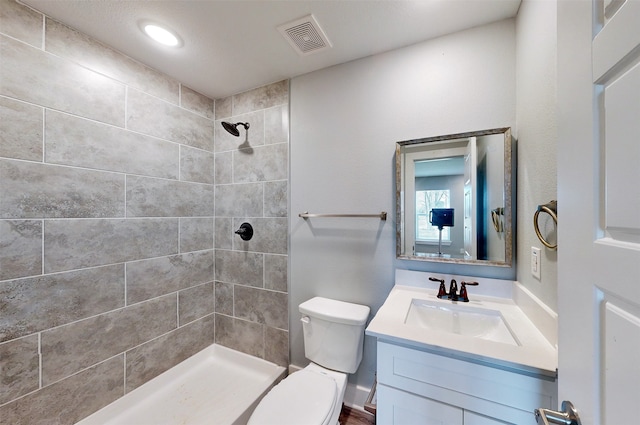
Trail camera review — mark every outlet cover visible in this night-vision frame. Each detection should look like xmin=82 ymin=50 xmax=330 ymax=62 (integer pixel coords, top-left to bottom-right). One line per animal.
xmin=531 ymin=247 xmax=541 ymax=279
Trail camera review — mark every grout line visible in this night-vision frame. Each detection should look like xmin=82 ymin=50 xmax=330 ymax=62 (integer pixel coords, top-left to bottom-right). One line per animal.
xmin=41 ymin=219 xmax=45 ymax=275
xmin=176 ymin=292 xmax=180 ymax=327
xmin=124 ymin=262 xmax=128 ymax=307
xmin=124 ymin=86 xmax=128 ymax=130
xmin=178 ymin=144 xmax=182 ymax=181
xmin=41 ymin=13 xmax=45 ymax=50
xmin=38 ymin=332 xmax=42 ymax=389
xmin=41 ymin=108 xmax=45 ymax=163
xmin=123 ymin=351 xmax=127 ymax=395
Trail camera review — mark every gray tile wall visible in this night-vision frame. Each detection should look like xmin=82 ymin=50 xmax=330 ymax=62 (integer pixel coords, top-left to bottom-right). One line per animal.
xmin=213 ymin=80 xmax=289 ymax=369
xmin=0 ymin=1 xmax=289 ymax=423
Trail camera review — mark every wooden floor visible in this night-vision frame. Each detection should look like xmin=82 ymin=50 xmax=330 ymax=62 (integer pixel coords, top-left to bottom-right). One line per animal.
xmin=339 ymin=405 xmax=375 ymax=425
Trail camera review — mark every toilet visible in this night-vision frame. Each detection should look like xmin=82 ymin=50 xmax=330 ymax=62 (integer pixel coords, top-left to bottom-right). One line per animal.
xmin=248 ymin=297 xmax=370 ymax=425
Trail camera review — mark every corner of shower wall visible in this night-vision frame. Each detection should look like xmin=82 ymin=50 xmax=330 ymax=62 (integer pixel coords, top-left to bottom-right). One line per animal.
xmin=212 ymin=80 xmax=290 ymax=369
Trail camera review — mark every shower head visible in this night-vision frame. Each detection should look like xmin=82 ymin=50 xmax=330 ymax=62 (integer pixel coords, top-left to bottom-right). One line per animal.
xmin=221 ymin=121 xmax=250 ymax=137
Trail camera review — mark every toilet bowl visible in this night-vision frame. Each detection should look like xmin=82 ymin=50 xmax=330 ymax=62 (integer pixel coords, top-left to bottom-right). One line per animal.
xmin=247 ymin=297 xmax=370 ymax=425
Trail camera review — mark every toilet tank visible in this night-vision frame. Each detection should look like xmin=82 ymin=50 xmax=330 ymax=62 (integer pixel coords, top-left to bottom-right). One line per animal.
xmin=299 ymin=297 xmax=370 ymax=374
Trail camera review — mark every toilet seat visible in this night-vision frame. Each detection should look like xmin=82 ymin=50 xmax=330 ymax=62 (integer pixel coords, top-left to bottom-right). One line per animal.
xmin=248 ymin=369 xmax=338 ymax=425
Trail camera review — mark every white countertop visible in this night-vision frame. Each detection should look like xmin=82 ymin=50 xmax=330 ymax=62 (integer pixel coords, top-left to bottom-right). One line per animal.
xmin=366 ymin=284 xmax=558 ymax=378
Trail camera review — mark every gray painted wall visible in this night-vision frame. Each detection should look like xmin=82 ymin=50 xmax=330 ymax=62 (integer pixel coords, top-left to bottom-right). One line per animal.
xmin=515 ymin=0 xmax=558 ymax=311
xmin=288 ymin=0 xmax=558 ymax=394
xmin=290 ymin=18 xmax=517 ymax=390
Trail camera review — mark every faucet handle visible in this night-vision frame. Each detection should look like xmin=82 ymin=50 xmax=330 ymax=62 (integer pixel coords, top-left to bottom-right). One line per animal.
xmin=459 ymin=281 xmax=479 ymax=302
xmin=429 ymin=277 xmax=447 ymax=299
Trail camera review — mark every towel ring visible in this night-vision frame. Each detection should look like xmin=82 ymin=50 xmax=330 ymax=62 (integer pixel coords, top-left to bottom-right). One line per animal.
xmin=491 ymin=207 xmax=504 ymax=233
xmin=534 ymin=200 xmax=557 ymax=250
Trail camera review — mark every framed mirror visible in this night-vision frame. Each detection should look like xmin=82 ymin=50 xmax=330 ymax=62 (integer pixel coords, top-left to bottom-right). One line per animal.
xmin=396 ymin=127 xmax=513 ymax=266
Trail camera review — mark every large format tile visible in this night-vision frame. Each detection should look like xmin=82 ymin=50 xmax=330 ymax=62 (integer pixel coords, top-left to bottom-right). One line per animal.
xmin=181 ymin=86 xmax=213 ymax=119
xmin=41 ymin=295 xmax=176 ymax=385
xmin=45 ymin=18 xmax=179 ymax=104
xmin=232 ymin=217 xmax=287 ymax=255
xmin=178 ymin=282 xmax=214 ymax=325
xmin=214 ymin=249 xmax=263 ymax=287
xmin=125 ymin=314 xmax=215 ymax=392
xmin=179 ymin=217 xmax=213 ymax=253
xmin=0 ymin=35 xmax=125 ymax=127
xmin=45 ymin=110 xmax=179 ymax=179
xmin=126 ymin=175 xmax=214 ymax=217
xmin=44 ymin=218 xmax=178 ymax=273
xmin=0 ymin=219 xmax=42 ymax=281
xmin=0 ymin=159 xmax=125 ymax=219
xmin=127 ymin=89 xmax=214 ymax=151
xmin=233 ymin=142 xmax=288 ymax=183
xmin=0 ymin=96 xmax=43 ymax=161
xmin=0 ymin=264 xmax=125 ymax=342
xmin=126 ymin=251 xmax=214 ymax=304
xmin=180 ymin=145 xmax=214 ymax=184
xmin=214 ymin=217 xmax=233 ymax=249
xmin=232 ymin=80 xmax=288 ymax=116
xmin=234 ymin=285 xmax=288 ymax=329
xmin=265 ymin=254 xmax=288 ymax=292
xmin=214 ymin=313 xmax=263 ymax=358
xmin=214 ymin=96 xmax=232 ymax=120
xmin=0 ymin=335 xmax=39 ymax=405
xmin=264 ymin=180 xmax=288 ymax=217
xmin=264 ymin=104 xmax=289 ymax=145
xmin=0 ymin=356 xmax=124 ymax=425
xmin=264 ymin=326 xmax=289 ymax=368
xmin=0 ymin=0 xmax=43 ymax=48
xmin=214 ymin=281 xmax=233 ymax=316
xmin=214 ymin=151 xmax=232 ymax=185
xmin=214 ymin=182 xmax=262 ymax=217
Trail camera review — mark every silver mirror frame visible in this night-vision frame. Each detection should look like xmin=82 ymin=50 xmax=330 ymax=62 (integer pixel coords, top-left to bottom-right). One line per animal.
xmin=396 ymin=127 xmax=513 ymax=267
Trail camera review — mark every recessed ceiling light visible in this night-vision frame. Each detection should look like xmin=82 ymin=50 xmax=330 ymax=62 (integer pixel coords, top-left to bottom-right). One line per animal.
xmin=141 ymin=22 xmax=182 ymax=47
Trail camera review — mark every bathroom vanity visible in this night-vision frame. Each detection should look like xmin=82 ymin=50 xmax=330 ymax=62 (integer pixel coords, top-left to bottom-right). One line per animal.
xmin=366 ymin=270 xmax=557 ymax=425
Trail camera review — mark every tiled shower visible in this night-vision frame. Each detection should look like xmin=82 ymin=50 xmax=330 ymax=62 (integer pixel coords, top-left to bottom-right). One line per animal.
xmin=0 ymin=0 xmax=289 ymax=422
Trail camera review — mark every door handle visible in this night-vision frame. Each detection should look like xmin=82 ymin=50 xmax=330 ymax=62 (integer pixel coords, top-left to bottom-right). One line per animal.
xmin=534 ymin=401 xmax=581 ymax=425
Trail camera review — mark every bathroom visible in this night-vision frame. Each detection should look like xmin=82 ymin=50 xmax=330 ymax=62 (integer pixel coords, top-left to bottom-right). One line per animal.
xmin=1 ymin=0 xmax=638 ymax=424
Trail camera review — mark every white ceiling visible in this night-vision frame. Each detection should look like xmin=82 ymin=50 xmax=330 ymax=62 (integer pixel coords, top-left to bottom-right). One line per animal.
xmin=22 ymin=0 xmax=521 ymax=100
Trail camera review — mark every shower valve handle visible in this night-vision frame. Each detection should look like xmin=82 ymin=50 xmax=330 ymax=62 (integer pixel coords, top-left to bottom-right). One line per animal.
xmin=235 ymin=222 xmax=254 ymax=241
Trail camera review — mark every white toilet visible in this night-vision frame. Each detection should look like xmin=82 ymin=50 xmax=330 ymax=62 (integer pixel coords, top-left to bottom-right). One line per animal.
xmin=247 ymin=296 xmax=370 ymax=425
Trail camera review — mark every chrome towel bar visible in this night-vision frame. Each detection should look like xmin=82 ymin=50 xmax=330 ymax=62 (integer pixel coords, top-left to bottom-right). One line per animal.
xmin=298 ymin=211 xmax=387 ymax=221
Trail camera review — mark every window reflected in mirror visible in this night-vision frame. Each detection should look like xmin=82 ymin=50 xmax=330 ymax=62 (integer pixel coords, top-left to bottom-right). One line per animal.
xmin=396 ymin=128 xmax=513 ymax=267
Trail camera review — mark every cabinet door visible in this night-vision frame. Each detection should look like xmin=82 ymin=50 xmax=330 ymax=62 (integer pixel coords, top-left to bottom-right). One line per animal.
xmin=377 ymin=383 xmax=463 ymax=425
xmin=464 ymin=410 xmax=512 ymax=425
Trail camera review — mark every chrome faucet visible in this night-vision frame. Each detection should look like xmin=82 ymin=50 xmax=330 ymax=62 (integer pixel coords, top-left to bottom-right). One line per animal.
xmin=429 ymin=277 xmax=479 ymax=302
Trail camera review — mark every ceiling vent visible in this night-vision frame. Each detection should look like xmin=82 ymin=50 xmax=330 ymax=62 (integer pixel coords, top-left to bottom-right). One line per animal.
xmin=277 ymin=14 xmax=332 ymax=56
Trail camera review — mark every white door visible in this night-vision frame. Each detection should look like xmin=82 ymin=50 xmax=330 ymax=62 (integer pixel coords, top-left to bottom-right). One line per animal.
xmin=557 ymin=1 xmax=640 ymax=424
xmin=464 ymin=137 xmax=477 ymax=258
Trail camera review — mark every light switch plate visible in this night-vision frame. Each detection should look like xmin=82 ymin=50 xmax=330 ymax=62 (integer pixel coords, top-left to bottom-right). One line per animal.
xmin=531 ymin=247 xmax=541 ymax=279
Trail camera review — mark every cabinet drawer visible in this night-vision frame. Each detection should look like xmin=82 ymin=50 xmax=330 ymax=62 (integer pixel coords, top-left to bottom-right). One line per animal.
xmin=377 ymin=341 xmax=556 ymax=423
xmin=377 ymin=383 xmax=463 ymax=425
xmin=464 ymin=410 xmax=512 ymax=425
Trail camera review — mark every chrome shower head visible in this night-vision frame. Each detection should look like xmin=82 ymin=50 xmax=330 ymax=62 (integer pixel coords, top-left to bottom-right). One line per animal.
xmin=221 ymin=121 xmax=250 ymax=137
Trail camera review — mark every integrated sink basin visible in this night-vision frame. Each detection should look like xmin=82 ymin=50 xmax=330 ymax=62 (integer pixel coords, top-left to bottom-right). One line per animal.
xmin=405 ymin=299 xmax=519 ymax=346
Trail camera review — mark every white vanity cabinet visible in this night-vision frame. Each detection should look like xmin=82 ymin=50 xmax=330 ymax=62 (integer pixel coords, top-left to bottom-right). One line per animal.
xmin=376 ymin=341 xmax=557 ymax=425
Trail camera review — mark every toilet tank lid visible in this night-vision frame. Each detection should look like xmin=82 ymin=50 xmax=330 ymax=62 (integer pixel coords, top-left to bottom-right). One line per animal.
xmin=299 ymin=297 xmax=370 ymax=325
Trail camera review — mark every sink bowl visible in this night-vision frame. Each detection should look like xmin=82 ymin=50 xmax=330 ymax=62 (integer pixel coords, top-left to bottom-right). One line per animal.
xmin=404 ymin=299 xmax=519 ymax=346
